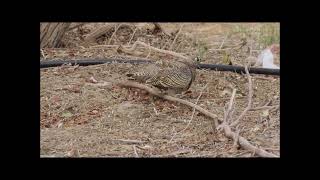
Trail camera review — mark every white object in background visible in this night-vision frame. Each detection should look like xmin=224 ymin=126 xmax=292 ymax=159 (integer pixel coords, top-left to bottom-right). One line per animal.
xmin=256 ymin=48 xmax=280 ymax=69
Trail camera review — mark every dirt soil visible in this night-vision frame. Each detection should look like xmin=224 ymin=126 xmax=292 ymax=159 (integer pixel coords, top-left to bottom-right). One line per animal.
xmin=40 ymin=23 xmax=280 ymax=157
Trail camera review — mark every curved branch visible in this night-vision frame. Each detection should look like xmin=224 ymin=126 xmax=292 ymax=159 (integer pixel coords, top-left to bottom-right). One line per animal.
xmin=92 ymin=80 xmax=278 ymax=157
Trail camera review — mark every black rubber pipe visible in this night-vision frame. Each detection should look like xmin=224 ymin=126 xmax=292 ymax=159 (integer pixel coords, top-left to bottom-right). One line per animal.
xmin=40 ymin=59 xmax=152 ymax=68
xmin=40 ymin=59 xmax=280 ymax=76
xmin=198 ymin=64 xmax=280 ymax=75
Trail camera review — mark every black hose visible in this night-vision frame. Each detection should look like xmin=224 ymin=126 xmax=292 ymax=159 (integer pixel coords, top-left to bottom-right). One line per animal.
xmin=198 ymin=64 xmax=279 ymax=75
xmin=40 ymin=59 xmax=280 ymax=76
xmin=40 ymin=59 xmax=153 ymax=68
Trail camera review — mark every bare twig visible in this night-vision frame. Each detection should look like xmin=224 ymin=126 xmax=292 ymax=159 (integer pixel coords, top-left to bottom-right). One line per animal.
xmin=226 ymin=89 xmax=237 ymax=122
xmin=254 ymin=76 xmax=277 ymax=81
xmin=217 ymin=88 xmax=237 ymax=130
xmin=182 ymin=84 xmax=208 ymax=132
xmin=125 ymin=41 xmax=188 ymax=60
xmin=222 ymin=125 xmax=277 ymax=157
xmin=89 ymin=45 xmax=125 ymax=49
xmin=233 ymin=125 xmax=241 ymax=147
xmin=133 ymin=145 xmax=139 ymax=157
xmin=219 ymin=35 xmax=228 ymax=49
xmin=263 ymin=147 xmax=280 ymax=151
xmin=174 ymin=39 xmax=185 ymax=52
xmin=210 ymin=39 xmax=248 ymax=52
xmin=67 ymin=23 xmax=86 ymax=31
xmin=169 ymin=24 xmax=184 ymax=50
xmin=208 ymin=47 xmax=234 ymax=52
xmin=40 ymin=155 xmax=57 ymax=158
xmin=233 ymin=151 xmax=251 ymax=157
xmin=107 ymin=24 xmax=121 ymax=45
xmin=169 ymin=84 xmax=208 ymax=143
xmin=92 ymin=80 xmax=277 ymax=157
xmin=146 ymin=41 xmax=152 ymax=58
xmin=84 ymin=23 xmax=116 ymax=42
xmin=152 ymin=23 xmax=171 ymax=37
xmin=162 ymin=148 xmax=192 ymax=157
xmin=230 ymin=64 xmax=253 ymax=127
xmin=250 ymin=105 xmax=279 ymax=111
xmin=40 ymin=49 xmax=46 ymax=59
xmin=219 ymin=87 xmax=277 ymax=157
xmin=96 ymin=80 xmax=219 ymax=124
xmin=127 ymin=27 xmax=138 ymax=46
xmin=111 ymin=139 xmax=146 ymax=144
xmin=249 ymin=39 xmax=253 ymax=56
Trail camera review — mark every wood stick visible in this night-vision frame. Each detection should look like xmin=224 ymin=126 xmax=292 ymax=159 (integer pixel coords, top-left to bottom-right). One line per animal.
xmin=169 ymin=24 xmax=184 ymax=50
xmin=125 ymin=41 xmax=188 ymax=60
xmin=115 ymin=81 xmax=219 ymax=124
xmin=168 ymin=83 xmax=208 ymax=143
xmin=152 ymin=23 xmax=171 ymax=37
xmin=84 ymin=23 xmax=115 ymax=42
xmin=219 ymin=34 xmax=228 ymax=49
xmin=250 ymin=105 xmax=279 ymax=111
xmin=127 ymin=27 xmax=138 ymax=45
xmin=230 ymin=65 xmax=253 ymax=127
xmin=111 ymin=139 xmax=146 ymax=144
xmin=93 ymin=80 xmax=277 ymax=157
xmin=133 ymin=145 xmax=139 ymax=157
xmin=221 ymin=88 xmax=277 ymax=157
xmin=67 ymin=23 xmax=86 ymax=31
xmin=40 ymin=49 xmax=46 ymax=59
xmin=223 ymin=125 xmax=277 ymax=157
xmin=107 ymin=24 xmax=120 ymax=45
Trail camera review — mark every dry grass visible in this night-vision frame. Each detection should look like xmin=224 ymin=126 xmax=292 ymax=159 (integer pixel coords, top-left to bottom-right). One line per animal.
xmin=40 ymin=23 xmax=280 ymax=157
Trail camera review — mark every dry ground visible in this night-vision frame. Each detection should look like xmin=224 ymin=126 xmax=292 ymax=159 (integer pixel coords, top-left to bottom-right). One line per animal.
xmin=40 ymin=23 xmax=280 ymax=157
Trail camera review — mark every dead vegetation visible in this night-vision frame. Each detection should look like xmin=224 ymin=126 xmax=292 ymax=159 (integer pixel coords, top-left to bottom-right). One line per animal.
xmin=40 ymin=23 xmax=280 ymax=157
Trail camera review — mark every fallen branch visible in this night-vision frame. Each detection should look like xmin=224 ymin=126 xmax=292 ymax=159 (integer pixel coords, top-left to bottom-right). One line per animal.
xmin=127 ymin=26 xmax=138 ymax=45
xmin=233 ymin=125 xmax=241 ymax=147
xmin=133 ymin=145 xmax=139 ymax=157
xmin=221 ymin=90 xmax=277 ymax=157
xmin=219 ymin=34 xmax=229 ymax=49
xmin=89 ymin=45 xmax=124 ymax=49
xmin=40 ymin=49 xmax=46 ymax=59
xmin=209 ymin=39 xmax=248 ymax=52
xmin=217 ymin=89 xmax=237 ymax=131
xmin=123 ymin=41 xmax=188 ymax=60
xmin=168 ymin=83 xmax=208 ymax=143
xmin=230 ymin=65 xmax=253 ymax=127
xmin=67 ymin=23 xmax=86 ymax=31
xmin=162 ymin=149 xmax=192 ymax=157
xmin=93 ymin=80 xmax=277 ymax=157
xmin=169 ymin=24 xmax=184 ymax=50
xmin=152 ymin=23 xmax=171 ymax=37
xmin=41 ymin=155 xmax=57 ymax=158
xmin=219 ymin=79 xmax=277 ymax=157
xmin=222 ymin=125 xmax=277 ymax=157
xmin=250 ymin=105 xmax=279 ymax=111
xmin=117 ymin=81 xmax=218 ymax=123
xmin=111 ymin=139 xmax=146 ymax=144
xmin=93 ymin=80 xmax=219 ymax=126
xmin=107 ymin=24 xmax=121 ymax=45
xmin=84 ymin=23 xmax=116 ymax=42
xmin=181 ymin=83 xmax=208 ymax=132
